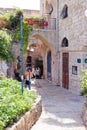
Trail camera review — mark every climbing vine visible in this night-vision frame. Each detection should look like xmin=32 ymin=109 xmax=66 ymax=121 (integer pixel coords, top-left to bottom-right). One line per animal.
xmin=0 ymin=8 xmax=31 ymax=59
xmin=9 ymin=9 xmax=31 ymax=53
xmin=12 ymin=20 xmax=31 ymax=53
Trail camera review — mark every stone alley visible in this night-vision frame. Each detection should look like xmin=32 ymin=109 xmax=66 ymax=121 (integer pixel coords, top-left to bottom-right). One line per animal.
xmin=31 ymin=79 xmax=86 ymax=130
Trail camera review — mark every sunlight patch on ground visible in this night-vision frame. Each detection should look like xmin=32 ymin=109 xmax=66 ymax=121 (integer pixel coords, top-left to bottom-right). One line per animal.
xmin=61 ymin=118 xmax=76 ymax=124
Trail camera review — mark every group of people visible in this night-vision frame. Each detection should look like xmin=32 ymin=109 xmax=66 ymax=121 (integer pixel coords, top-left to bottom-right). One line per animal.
xmin=14 ymin=66 xmax=41 ymax=90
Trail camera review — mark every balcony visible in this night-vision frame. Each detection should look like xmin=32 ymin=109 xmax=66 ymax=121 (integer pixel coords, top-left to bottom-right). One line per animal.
xmin=28 ymin=16 xmax=56 ymax=52
xmin=43 ymin=17 xmax=56 ymax=30
xmin=26 ymin=17 xmax=56 ymax=30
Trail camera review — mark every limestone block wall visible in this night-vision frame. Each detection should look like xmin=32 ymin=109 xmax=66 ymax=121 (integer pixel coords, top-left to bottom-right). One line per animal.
xmin=41 ymin=0 xmax=56 ymax=17
xmin=30 ymin=30 xmax=56 ymax=52
xmin=69 ymin=52 xmax=84 ymax=94
xmin=40 ymin=0 xmax=56 ymax=30
xmin=82 ymin=102 xmax=87 ymax=128
xmin=59 ymin=0 xmax=87 ymax=51
xmin=0 ymin=60 xmax=8 ymax=77
xmin=51 ymin=53 xmax=58 ymax=84
xmin=59 ymin=0 xmax=87 ymax=93
xmin=0 ymin=8 xmax=40 ymax=18
xmin=0 ymin=43 xmax=20 ymax=78
xmin=60 ymin=51 xmax=87 ymax=94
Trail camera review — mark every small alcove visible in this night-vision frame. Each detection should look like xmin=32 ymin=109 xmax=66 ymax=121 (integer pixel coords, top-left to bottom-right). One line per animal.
xmin=61 ymin=4 xmax=68 ymax=19
xmin=61 ymin=37 xmax=68 ymax=47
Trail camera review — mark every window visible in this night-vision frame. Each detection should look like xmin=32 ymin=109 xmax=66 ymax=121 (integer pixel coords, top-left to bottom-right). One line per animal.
xmin=61 ymin=37 xmax=68 ymax=47
xmin=61 ymin=4 xmax=68 ymax=19
xmin=48 ymin=4 xmax=53 ymax=15
xmin=72 ymin=66 xmax=78 ymax=75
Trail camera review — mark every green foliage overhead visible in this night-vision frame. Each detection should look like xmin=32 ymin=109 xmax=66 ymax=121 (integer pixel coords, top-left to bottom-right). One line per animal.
xmin=0 ymin=9 xmax=32 ymax=56
xmin=0 ymin=29 xmax=14 ymax=61
xmin=0 ymin=78 xmax=37 ymax=130
xmin=23 ymin=21 xmax=31 ymax=53
xmin=12 ymin=20 xmax=31 ymax=53
xmin=9 ymin=9 xmax=23 ymax=29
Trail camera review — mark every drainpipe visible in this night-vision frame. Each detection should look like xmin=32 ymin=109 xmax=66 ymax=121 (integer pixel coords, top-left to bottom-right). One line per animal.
xmin=56 ymin=0 xmax=60 ymax=86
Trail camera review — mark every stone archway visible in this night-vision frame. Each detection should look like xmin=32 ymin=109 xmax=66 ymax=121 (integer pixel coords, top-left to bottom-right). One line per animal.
xmin=27 ymin=32 xmax=58 ymax=82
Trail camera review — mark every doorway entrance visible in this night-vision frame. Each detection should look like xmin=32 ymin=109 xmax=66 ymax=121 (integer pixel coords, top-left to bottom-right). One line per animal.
xmin=26 ymin=56 xmax=32 ymax=67
xmin=47 ymin=51 xmax=52 ymax=80
xmin=62 ymin=53 xmax=69 ymax=89
xmin=35 ymin=58 xmax=43 ymax=77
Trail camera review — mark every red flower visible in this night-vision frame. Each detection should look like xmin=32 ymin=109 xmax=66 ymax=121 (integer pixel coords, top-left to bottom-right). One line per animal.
xmin=44 ymin=21 xmax=48 ymax=26
xmin=25 ymin=19 xmax=34 ymax=25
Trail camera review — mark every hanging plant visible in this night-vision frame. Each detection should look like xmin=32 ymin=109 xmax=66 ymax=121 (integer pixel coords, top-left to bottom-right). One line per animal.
xmin=12 ymin=20 xmax=31 ymax=54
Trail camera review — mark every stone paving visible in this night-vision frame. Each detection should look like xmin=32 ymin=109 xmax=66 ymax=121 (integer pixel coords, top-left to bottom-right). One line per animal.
xmin=31 ymin=79 xmax=86 ymax=130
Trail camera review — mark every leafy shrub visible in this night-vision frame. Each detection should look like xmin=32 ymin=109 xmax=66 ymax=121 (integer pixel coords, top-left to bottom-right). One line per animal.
xmin=80 ymin=69 xmax=87 ymax=98
xmin=0 ymin=29 xmax=14 ymax=61
xmin=0 ymin=9 xmax=31 ymax=54
xmin=0 ymin=78 xmax=37 ymax=130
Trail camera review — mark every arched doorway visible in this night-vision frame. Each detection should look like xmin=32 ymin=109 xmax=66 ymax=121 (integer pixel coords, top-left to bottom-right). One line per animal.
xmin=47 ymin=51 xmax=52 ymax=80
xmin=35 ymin=57 xmax=43 ymax=78
xmin=26 ymin=56 xmax=32 ymax=67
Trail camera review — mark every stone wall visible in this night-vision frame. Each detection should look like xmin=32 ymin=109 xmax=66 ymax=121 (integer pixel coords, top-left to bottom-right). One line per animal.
xmin=0 ymin=8 xmax=40 ymax=17
xmin=59 ymin=0 xmax=87 ymax=51
xmin=82 ymin=102 xmax=87 ymax=128
xmin=59 ymin=0 xmax=87 ymax=94
xmin=40 ymin=0 xmax=87 ymax=93
xmin=0 ymin=60 xmax=8 ymax=77
xmin=5 ymin=96 xmax=42 ymax=130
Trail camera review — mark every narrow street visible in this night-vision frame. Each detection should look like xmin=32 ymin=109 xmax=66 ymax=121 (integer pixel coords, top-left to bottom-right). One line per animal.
xmin=31 ymin=79 xmax=86 ymax=130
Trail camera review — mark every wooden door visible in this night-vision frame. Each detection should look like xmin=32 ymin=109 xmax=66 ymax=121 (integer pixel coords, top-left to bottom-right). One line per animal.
xmin=62 ymin=53 xmax=69 ymax=89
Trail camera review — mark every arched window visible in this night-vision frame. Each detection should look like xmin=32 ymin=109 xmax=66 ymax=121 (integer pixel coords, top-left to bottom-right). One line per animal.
xmin=62 ymin=37 xmax=68 ymax=47
xmin=61 ymin=4 xmax=68 ymax=19
xmin=48 ymin=4 xmax=53 ymax=15
xmin=45 ymin=0 xmax=53 ymax=15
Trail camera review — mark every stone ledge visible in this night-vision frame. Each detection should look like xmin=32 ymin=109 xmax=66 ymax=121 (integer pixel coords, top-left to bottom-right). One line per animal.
xmin=82 ymin=102 xmax=87 ymax=128
xmin=5 ymin=96 xmax=42 ymax=130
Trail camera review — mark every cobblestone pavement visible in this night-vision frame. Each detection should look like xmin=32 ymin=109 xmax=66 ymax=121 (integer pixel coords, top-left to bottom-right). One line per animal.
xmin=31 ymin=79 xmax=86 ymax=130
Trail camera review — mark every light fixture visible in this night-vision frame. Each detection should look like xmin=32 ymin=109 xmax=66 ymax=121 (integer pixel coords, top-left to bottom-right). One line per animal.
xmin=27 ymin=46 xmax=29 ymax=50
xmin=30 ymin=48 xmax=34 ymax=52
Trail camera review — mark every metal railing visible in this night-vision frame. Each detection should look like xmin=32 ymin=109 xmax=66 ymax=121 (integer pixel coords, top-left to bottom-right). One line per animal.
xmin=43 ymin=13 xmax=56 ymax=30
xmin=32 ymin=16 xmax=56 ymax=30
xmin=44 ymin=18 xmax=56 ymax=30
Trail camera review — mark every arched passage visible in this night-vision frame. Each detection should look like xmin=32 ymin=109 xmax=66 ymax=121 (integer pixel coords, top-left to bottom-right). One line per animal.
xmin=28 ymin=32 xmax=57 ymax=80
xmin=30 ymin=33 xmax=56 ymax=54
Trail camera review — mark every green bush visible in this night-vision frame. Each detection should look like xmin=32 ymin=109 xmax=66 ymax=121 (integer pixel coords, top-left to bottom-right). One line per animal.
xmin=0 ymin=29 xmax=14 ymax=61
xmin=0 ymin=78 xmax=37 ymax=130
xmin=80 ymin=69 xmax=87 ymax=98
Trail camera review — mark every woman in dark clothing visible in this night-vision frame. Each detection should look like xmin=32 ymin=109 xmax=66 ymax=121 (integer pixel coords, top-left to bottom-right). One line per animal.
xmin=14 ymin=69 xmax=21 ymax=82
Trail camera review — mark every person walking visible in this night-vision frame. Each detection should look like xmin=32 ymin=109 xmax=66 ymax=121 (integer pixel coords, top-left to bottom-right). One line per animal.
xmin=14 ymin=68 xmax=21 ymax=82
xmin=24 ymin=68 xmax=32 ymax=90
